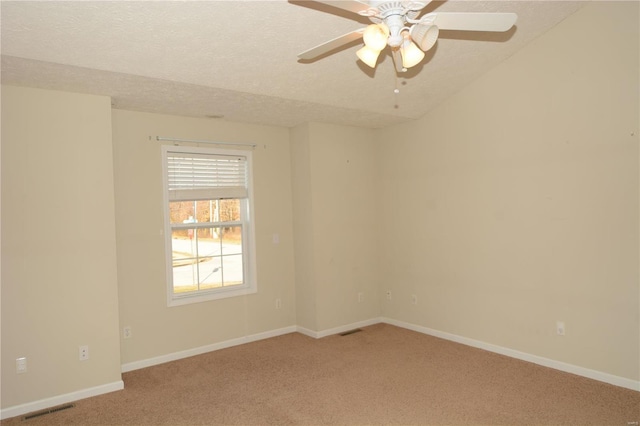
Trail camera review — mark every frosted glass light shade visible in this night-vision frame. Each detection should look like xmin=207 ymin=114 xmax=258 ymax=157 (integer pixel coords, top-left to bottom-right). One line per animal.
xmin=363 ymin=24 xmax=389 ymax=51
xmin=410 ymin=24 xmax=439 ymax=51
xmin=401 ymin=40 xmax=425 ymax=68
xmin=356 ymin=45 xmax=381 ymax=68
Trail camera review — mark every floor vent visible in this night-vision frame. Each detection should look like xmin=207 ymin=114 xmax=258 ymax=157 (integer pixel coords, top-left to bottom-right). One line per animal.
xmin=22 ymin=403 xmax=75 ymax=421
xmin=339 ymin=328 xmax=362 ymax=336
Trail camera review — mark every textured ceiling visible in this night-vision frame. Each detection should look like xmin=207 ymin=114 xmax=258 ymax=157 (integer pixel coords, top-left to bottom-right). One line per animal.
xmin=1 ymin=1 xmax=584 ymax=129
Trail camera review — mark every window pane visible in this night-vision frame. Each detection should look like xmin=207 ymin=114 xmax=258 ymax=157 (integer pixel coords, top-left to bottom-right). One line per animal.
xmin=170 ymin=200 xmax=241 ymax=224
xmin=171 ymin=229 xmax=196 ymax=263
xmin=221 ymin=226 xmax=242 ymax=255
xmin=222 ymin=254 xmax=243 ymax=286
xmin=219 ymin=199 xmax=240 ymax=222
xmin=170 ymin=201 xmax=196 ymax=225
xmin=171 ymin=226 xmax=244 ymax=293
xmin=171 ymin=229 xmax=198 ymax=293
xmin=196 ymin=228 xmax=220 ymax=257
xmin=195 ymin=200 xmax=214 ymax=223
xmin=198 ymin=256 xmax=222 ymax=290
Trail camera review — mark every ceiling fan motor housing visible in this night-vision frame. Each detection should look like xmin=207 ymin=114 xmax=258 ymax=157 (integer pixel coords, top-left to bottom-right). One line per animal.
xmin=370 ymin=0 xmax=426 ymax=18
xmin=383 ymin=15 xmax=406 ymax=47
xmin=365 ymin=1 xmax=428 ymax=48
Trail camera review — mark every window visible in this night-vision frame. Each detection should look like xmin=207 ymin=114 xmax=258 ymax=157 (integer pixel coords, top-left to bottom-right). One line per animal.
xmin=161 ymin=145 xmax=256 ymax=306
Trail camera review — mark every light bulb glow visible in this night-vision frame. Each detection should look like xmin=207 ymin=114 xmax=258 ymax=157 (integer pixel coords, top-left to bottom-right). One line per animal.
xmin=356 ymin=45 xmax=381 ymax=68
xmin=400 ymin=39 xmax=425 ymax=68
xmin=363 ymin=24 xmax=389 ymax=51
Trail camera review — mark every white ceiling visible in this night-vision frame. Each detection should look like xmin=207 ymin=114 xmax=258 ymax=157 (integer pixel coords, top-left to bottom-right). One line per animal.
xmin=1 ymin=0 xmax=584 ymax=129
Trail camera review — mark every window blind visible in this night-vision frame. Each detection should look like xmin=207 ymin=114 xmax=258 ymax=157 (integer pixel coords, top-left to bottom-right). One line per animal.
xmin=167 ymin=152 xmax=248 ymax=201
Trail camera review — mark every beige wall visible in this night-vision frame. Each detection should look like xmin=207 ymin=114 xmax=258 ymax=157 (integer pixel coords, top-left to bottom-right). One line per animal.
xmin=290 ymin=124 xmax=318 ymax=331
xmin=1 ymin=86 xmax=122 ymax=407
xmin=377 ymin=1 xmax=639 ymax=380
xmin=112 ymin=110 xmax=296 ymax=365
xmin=291 ymin=123 xmax=380 ymax=332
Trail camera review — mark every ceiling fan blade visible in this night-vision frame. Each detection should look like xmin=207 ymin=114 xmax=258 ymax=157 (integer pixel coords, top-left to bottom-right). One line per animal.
xmin=308 ymin=0 xmax=372 ymax=14
xmin=428 ymin=12 xmax=517 ymax=32
xmin=298 ymin=29 xmax=365 ymax=60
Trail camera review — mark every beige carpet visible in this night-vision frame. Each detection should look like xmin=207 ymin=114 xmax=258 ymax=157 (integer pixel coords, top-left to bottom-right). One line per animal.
xmin=3 ymin=323 xmax=639 ymax=425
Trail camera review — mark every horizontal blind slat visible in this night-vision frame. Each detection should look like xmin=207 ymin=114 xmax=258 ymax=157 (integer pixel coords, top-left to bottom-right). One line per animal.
xmin=167 ymin=152 xmax=248 ymax=199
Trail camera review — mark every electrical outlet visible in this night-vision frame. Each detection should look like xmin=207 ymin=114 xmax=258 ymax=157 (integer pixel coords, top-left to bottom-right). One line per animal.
xmin=556 ymin=321 xmax=565 ymax=336
xmin=123 ymin=326 xmax=132 ymax=339
xmin=16 ymin=357 xmax=27 ymax=374
xmin=275 ymin=298 xmax=282 ymax=310
xmin=411 ymin=294 xmax=418 ymax=305
xmin=358 ymin=292 xmax=364 ymax=303
xmin=79 ymin=345 xmax=89 ymax=361
xmin=386 ymin=291 xmax=392 ymax=301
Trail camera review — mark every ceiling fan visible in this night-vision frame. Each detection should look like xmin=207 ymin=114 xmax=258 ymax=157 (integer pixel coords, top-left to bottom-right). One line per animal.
xmin=296 ymin=1 xmax=517 ymax=73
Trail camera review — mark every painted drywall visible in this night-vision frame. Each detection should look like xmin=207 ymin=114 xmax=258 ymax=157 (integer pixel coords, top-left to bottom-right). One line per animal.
xmin=290 ymin=124 xmax=318 ymax=331
xmin=377 ymin=1 xmax=639 ymax=381
xmin=112 ymin=110 xmax=296 ymax=365
xmin=1 ymin=86 xmax=122 ymax=408
xmin=291 ymin=122 xmax=380 ymax=332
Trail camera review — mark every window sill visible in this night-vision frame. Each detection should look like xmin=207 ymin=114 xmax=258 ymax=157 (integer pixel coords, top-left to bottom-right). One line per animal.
xmin=167 ymin=285 xmax=257 ymax=307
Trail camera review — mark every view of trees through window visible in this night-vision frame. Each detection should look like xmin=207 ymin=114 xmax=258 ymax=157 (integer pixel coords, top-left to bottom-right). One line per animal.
xmin=169 ymin=199 xmax=241 ymax=238
xmin=169 ymin=199 xmax=243 ymax=293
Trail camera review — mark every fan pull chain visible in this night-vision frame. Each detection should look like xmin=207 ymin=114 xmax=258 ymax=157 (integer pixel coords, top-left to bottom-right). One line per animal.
xmin=393 ymin=74 xmax=400 ymax=109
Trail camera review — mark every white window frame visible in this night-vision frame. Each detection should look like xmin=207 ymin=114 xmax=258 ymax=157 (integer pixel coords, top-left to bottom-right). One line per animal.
xmin=161 ymin=145 xmax=257 ymax=307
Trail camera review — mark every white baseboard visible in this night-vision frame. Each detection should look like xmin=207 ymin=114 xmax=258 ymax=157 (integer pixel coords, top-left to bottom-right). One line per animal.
xmin=295 ymin=326 xmax=318 ymax=339
xmin=120 ymin=319 xmax=381 ymax=374
xmin=121 ymin=325 xmax=297 ymax=373
xmin=201 ymin=318 xmax=639 ymax=391
xmin=297 ymin=317 xmax=383 ymax=339
xmin=382 ymin=317 xmax=640 ymax=392
xmin=3 ymin=326 xmax=297 ymax=421
xmin=0 ymin=380 xmax=124 ymax=421
xmin=4 ymin=318 xmax=636 ymax=421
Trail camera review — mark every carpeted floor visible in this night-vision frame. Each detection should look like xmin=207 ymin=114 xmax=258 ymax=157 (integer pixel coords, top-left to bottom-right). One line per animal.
xmin=3 ymin=323 xmax=639 ymax=425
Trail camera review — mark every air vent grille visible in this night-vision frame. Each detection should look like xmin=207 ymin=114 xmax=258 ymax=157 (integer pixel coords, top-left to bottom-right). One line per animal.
xmin=339 ymin=328 xmax=363 ymax=336
xmin=22 ymin=403 xmax=75 ymax=421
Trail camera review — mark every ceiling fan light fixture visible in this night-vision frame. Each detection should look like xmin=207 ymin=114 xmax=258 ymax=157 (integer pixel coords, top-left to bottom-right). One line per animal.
xmin=294 ymin=1 xmax=518 ymax=75
xmin=410 ymin=23 xmax=439 ymax=52
xmin=400 ymin=38 xmax=425 ymax=68
xmin=362 ymin=24 xmax=389 ymax=51
xmin=356 ymin=45 xmax=381 ymax=68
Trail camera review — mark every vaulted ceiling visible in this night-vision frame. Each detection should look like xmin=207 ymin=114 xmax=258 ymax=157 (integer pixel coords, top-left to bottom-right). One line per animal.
xmin=1 ymin=1 xmax=584 ymax=129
